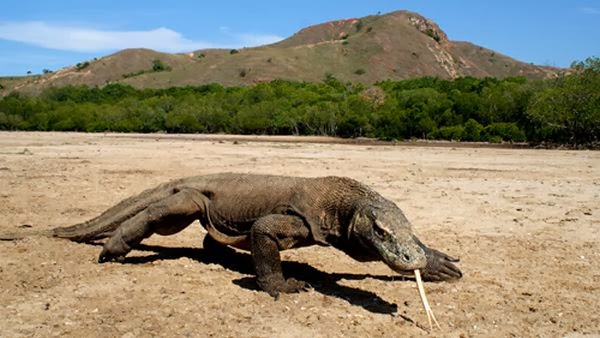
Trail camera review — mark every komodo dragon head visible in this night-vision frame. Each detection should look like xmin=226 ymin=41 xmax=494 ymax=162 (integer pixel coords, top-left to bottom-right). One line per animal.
xmin=348 ymin=201 xmax=427 ymax=275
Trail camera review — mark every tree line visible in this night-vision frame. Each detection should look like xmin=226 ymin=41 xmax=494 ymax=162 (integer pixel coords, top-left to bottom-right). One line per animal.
xmin=0 ymin=57 xmax=598 ymax=146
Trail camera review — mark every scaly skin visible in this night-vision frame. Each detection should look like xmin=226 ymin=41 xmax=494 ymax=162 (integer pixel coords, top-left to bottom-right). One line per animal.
xmin=1 ymin=173 xmax=462 ymax=296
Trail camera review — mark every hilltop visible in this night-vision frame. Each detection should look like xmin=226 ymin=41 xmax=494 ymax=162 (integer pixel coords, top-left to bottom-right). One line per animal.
xmin=0 ymin=10 xmax=559 ymax=95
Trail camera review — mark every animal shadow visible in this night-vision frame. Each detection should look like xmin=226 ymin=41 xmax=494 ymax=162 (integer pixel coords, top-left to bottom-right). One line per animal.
xmin=110 ymin=241 xmax=405 ymax=314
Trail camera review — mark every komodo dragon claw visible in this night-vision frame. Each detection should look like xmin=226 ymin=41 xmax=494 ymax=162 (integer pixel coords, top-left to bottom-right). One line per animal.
xmin=421 ymin=247 xmax=462 ymax=282
xmin=98 ymin=247 xmax=126 ymax=263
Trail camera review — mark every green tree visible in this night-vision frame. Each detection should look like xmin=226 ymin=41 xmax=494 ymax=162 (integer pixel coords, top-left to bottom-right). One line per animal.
xmin=394 ymin=88 xmax=452 ymax=137
xmin=336 ymin=95 xmax=372 ymax=137
xmin=301 ymin=101 xmax=339 ymax=136
xmin=463 ymin=118 xmax=484 ymax=141
xmin=372 ymin=97 xmax=408 ymax=140
xmin=165 ymin=110 xmax=204 ymax=133
xmin=484 ymin=122 xmax=526 ymax=142
xmin=429 ymin=125 xmax=465 ymax=140
xmin=0 ymin=112 xmax=24 ymax=130
xmin=526 ymin=58 xmax=600 ymax=145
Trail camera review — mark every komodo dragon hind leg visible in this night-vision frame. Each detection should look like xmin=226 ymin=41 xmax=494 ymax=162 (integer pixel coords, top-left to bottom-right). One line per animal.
xmin=250 ymin=214 xmax=312 ymax=298
xmin=98 ymin=188 xmax=208 ymax=263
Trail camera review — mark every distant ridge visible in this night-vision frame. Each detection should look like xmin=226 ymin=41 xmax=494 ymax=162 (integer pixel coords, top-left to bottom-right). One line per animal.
xmin=1 ymin=10 xmax=559 ymax=95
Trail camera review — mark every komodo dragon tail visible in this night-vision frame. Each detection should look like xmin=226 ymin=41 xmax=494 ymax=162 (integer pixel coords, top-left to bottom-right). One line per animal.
xmin=0 ymin=228 xmax=53 ymax=241
xmin=0 ymin=181 xmax=177 ymax=242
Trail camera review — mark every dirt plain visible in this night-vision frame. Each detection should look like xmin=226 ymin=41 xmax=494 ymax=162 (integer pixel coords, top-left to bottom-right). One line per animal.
xmin=0 ymin=131 xmax=598 ymax=337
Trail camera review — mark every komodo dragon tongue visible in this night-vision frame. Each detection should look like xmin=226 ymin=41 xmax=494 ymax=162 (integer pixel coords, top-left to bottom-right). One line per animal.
xmin=414 ymin=269 xmax=441 ymax=330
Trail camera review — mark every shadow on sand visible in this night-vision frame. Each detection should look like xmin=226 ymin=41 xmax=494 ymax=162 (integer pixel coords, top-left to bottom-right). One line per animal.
xmin=90 ymin=240 xmax=414 ymax=315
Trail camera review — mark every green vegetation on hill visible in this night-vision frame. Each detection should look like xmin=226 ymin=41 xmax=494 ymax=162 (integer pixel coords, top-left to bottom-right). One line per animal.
xmin=122 ymin=59 xmax=172 ymax=79
xmin=0 ymin=57 xmax=598 ymax=147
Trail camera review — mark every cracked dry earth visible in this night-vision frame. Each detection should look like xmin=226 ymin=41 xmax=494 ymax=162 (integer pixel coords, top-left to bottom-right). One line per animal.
xmin=0 ymin=132 xmax=599 ymax=337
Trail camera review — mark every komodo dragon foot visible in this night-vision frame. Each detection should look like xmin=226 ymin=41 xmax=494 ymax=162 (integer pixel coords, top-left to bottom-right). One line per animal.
xmin=421 ymin=246 xmax=462 ymax=282
xmin=258 ymin=276 xmax=311 ymax=298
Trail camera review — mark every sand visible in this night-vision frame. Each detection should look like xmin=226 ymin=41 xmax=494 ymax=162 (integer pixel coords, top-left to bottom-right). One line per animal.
xmin=0 ymin=131 xmax=598 ymax=337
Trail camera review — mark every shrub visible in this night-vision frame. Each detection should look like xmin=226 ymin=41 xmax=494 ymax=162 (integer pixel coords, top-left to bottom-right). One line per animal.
xmin=165 ymin=111 xmax=204 ymax=133
xmin=152 ymin=59 xmax=171 ymax=72
xmin=424 ymin=29 xmax=441 ymax=43
xmin=356 ymin=20 xmax=364 ymax=32
xmin=76 ymin=61 xmax=90 ymax=71
xmin=487 ymin=135 xmax=502 ymax=143
xmin=429 ymin=125 xmax=465 ymax=140
xmin=0 ymin=112 xmax=20 ymax=130
xmin=463 ymin=118 xmax=484 ymax=141
xmin=484 ymin=122 xmax=526 ymax=142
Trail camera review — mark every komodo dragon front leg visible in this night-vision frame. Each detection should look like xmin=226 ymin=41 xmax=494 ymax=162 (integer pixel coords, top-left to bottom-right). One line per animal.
xmin=250 ymin=214 xmax=312 ymax=297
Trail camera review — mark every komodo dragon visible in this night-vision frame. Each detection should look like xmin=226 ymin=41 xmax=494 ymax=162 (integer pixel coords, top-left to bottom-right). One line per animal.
xmin=1 ymin=173 xmax=462 ymax=297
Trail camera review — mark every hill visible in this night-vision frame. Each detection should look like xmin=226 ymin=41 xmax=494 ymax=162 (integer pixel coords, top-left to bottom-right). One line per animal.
xmin=0 ymin=10 xmax=559 ymax=95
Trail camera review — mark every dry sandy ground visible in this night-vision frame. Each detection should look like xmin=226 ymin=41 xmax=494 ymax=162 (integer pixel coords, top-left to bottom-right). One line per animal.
xmin=0 ymin=132 xmax=598 ymax=337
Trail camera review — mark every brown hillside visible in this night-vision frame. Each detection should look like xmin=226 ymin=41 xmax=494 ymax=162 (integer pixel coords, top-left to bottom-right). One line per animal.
xmin=1 ymin=10 xmax=559 ymax=95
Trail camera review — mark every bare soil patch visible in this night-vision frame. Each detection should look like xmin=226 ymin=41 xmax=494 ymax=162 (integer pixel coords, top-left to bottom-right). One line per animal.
xmin=1 ymin=132 xmax=598 ymax=337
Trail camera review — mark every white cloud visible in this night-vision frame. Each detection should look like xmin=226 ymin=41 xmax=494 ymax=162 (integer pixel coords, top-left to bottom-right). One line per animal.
xmin=232 ymin=32 xmax=284 ymax=47
xmin=219 ymin=26 xmax=283 ymax=48
xmin=581 ymin=7 xmax=600 ymax=15
xmin=0 ymin=21 xmax=283 ymax=53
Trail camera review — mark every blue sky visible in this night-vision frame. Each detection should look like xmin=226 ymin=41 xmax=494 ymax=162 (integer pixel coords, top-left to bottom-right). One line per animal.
xmin=1 ymin=1 xmax=599 ymax=76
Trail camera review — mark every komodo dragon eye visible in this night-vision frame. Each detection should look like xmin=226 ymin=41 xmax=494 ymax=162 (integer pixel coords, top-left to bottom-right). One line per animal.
xmin=373 ymin=222 xmax=387 ymax=238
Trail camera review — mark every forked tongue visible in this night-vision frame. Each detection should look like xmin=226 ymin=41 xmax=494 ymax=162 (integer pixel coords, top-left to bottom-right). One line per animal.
xmin=414 ymin=269 xmax=441 ymax=330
